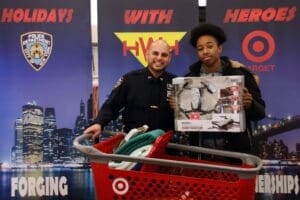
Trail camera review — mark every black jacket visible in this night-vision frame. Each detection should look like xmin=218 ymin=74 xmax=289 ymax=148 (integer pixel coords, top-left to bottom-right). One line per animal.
xmin=94 ymin=68 xmax=176 ymax=132
xmin=186 ymin=57 xmax=265 ymax=155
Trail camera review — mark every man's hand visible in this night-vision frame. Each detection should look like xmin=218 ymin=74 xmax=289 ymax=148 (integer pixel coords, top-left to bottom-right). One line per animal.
xmin=84 ymin=124 xmax=102 ymax=140
xmin=243 ymin=88 xmax=253 ymax=109
xmin=167 ymin=95 xmax=176 ymax=110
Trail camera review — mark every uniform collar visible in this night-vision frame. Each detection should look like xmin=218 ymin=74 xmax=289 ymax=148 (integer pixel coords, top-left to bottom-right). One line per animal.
xmin=146 ymin=67 xmax=165 ymax=82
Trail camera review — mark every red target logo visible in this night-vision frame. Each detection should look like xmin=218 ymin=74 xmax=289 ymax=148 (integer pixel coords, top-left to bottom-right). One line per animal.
xmin=112 ymin=178 xmax=129 ymax=195
xmin=242 ymin=30 xmax=275 ymax=63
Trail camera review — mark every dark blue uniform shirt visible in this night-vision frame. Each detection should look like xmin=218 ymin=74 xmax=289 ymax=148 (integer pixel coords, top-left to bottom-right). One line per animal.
xmin=94 ymin=68 xmax=176 ymax=132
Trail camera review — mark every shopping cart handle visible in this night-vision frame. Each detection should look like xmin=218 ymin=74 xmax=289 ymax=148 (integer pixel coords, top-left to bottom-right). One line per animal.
xmin=167 ymin=143 xmax=260 ymax=166
xmin=73 ymin=134 xmax=262 ymax=179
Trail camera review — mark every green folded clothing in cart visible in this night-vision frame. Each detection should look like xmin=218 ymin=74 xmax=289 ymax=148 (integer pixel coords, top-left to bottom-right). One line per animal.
xmin=108 ymin=129 xmax=165 ymax=170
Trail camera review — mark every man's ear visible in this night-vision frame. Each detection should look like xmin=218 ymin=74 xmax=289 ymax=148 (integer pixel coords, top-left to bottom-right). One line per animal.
xmin=167 ymin=50 xmax=172 ymax=63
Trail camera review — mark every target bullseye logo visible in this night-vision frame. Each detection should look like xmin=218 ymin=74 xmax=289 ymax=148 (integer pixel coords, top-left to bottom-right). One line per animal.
xmin=112 ymin=178 xmax=129 ymax=195
xmin=242 ymin=30 xmax=275 ymax=63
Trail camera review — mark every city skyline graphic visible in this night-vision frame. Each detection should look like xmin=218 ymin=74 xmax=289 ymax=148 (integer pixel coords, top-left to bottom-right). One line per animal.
xmin=8 ymin=98 xmax=93 ymax=167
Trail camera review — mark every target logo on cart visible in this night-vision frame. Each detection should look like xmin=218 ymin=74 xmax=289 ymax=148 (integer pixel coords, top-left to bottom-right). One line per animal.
xmin=112 ymin=177 xmax=129 ymax=195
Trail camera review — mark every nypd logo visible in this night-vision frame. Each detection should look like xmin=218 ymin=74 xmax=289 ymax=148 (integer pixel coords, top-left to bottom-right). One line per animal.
xmin=20 ymin=31 xmax=53 ymax=71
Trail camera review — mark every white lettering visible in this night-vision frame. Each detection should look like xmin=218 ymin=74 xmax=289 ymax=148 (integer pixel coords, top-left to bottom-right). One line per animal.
xmin=287 ymin=175 xmax=295 ymax=194
xmin=275 ymin=175 xmax=284 ymax=193
xmin=264 ymin=173 xmax=271 ymax=193
xmin=11 ymin=177 xmax=18 ymax=197
xmin=36 ymin=176 xmax=45 ymax=196
xmin=50 ymin=177 xmax=59 ymax=195
xmin=45 ymin=176 xmax=49 ymax=196
xmin=59 ymin=176 xmax=68 ymax=196
xmin=19 ymin=177 xmax=27 ymax=197
xmin=28 ymin=177 xmax=36 ymax=196
xmin=271 ymin=175 xmax=276 ymax=193
xmin=295 ymin=176 xmax=299 ymax=194
xmin=10 ymin=176 xmax=68 ymax=197
xmin=256 ymin=174 xmax=299 ymax=195
xmin=258 ymin=175 xmax=264 ymax=192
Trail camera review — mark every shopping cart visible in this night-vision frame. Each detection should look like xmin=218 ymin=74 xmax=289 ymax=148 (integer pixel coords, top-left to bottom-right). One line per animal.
xmin=73 ymin=130 xmax=262 ymax=200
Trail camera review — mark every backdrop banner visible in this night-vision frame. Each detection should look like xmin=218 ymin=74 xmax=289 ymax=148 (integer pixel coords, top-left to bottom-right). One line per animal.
xmin=207 ymin=1 xmax=300 ymax=199
xmin=0 ymin=0 xmax=93 ymax=199
xmin=98 ymin=0 xmax=199 ymax=109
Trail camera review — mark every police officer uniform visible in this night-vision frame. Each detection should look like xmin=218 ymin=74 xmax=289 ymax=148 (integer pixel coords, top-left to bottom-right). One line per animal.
xmin=94 ymin=68 xmax=176 ymax=132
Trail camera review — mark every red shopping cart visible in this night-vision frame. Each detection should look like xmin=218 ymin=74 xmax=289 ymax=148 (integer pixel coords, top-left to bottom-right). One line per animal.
xmin=73 ymin=130 xmax=262 ymax=200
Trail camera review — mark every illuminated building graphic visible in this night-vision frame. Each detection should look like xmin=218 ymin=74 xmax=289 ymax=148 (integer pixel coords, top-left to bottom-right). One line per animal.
xmin=43 ymin=108 xmax=57 ymax=163
xmin=14 ymin=118 xmax=23 ymax=165
xmin=11 ymin=99 xmax=92 ymax=168
xmin=87 ymin=94 xmax=93 ymax=124
xmin=53 ymin=128 xmax=73 ymax=163
xmin=73 ymin=100 xmax=89 ymax=162
xmin=22 ymin=102 xmax=44 ymax=164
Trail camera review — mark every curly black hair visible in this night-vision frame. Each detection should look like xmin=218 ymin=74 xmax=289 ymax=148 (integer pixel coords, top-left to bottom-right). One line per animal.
xmin=190 ymin=23 xmax=227 ymax=48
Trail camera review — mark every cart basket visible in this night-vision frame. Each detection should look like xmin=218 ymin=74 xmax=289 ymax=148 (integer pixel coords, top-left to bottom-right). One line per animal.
xmin=73 ymin=131 xmax=262 ymax=200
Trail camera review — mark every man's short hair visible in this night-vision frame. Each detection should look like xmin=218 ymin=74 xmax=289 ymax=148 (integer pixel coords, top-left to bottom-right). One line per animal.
xmin=190 ymin=23 xmax=227 ymax=48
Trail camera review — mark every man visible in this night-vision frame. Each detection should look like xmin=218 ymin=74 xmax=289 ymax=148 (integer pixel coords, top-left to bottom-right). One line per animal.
xmin=185 ymin=23 xmax=266 ymax=160
xmin=84 ymin=39 xmax=176 ymax=139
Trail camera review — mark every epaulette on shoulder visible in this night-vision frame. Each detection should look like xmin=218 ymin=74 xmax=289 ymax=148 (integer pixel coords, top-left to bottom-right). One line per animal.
xmin=112 ymin=76 xmax=124 ymax=90
xmin=113 ymin=69 xmax=145 ymax=90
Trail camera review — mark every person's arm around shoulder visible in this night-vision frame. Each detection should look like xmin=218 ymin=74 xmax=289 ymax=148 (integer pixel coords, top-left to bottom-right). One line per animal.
xmin=84 ymin=123 xmax=102 ymax=140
